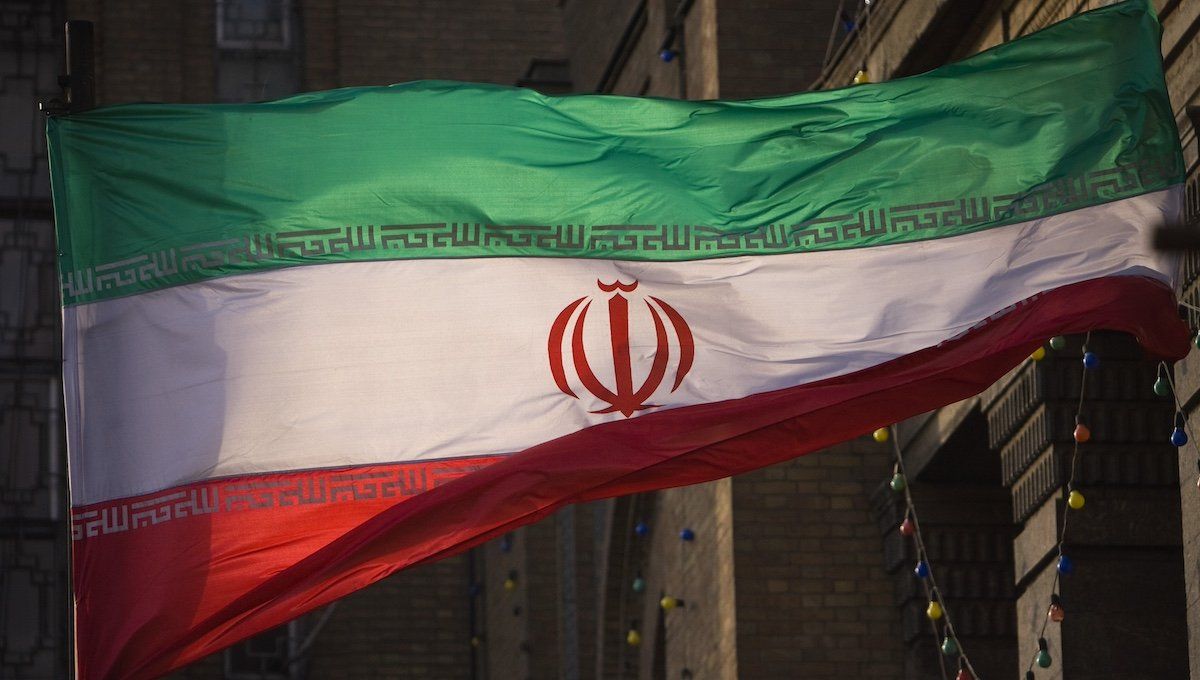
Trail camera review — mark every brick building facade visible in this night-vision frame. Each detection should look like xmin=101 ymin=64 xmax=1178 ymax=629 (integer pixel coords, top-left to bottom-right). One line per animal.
xmin=3 ymin=1 xmax=1200 ymax=679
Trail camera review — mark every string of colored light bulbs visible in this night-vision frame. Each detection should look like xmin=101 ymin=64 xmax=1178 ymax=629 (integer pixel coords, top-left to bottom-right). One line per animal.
xmin=1157 ymin=360 xmax=1199 ymax=487
xmin=626 ymin=508 xmax=697 ymax=680
xmin=1166 ymin=298 xmax=1200 ymax=491
xmin=852 ymin=0 xmax=874 ymax=86
xmin=879 ymin=424 xmax=979 ymax=680
xmin=879 ymin=332 xmax=1110 ymax=680
xmin=1019 ymin=327 xmax=1199 ymax=676
xmin=1018 ymin=332 xmax=1093 ymax=678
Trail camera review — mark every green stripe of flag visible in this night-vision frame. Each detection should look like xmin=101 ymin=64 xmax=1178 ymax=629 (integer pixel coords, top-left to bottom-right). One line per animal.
xmin=48 ymin=0 xmax=1181 ymax=306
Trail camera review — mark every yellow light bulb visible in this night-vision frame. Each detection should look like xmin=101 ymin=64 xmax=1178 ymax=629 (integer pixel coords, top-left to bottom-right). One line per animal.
xmin=660 ymin=596 xmax=680 ymax=611
xmin=626 ymin=629 xmax=642 ymax=646
xmin=1030 ymin=347 xmax=1046 ymax=361
xmin=927 ymin=601 xmax=943 ymax=621
xmin=873 ymin=427 xmax=890 ymax=443
xmin=1067 ymin=490 xmax=1085 ymax=510
xmin=853 ymin=69 xmax=870 ymax=85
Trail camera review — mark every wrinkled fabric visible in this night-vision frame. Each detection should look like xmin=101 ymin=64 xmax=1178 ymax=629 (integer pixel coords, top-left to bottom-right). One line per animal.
xmin=48 ymin=0 xmax=1180 ymax=306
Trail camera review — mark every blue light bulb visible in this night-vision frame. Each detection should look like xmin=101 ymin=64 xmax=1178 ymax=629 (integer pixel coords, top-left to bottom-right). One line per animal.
xmin=914 ymin=560 xmax=930 ymax=579
xmin=1057 ymin=554 xmax=1074 ymax=575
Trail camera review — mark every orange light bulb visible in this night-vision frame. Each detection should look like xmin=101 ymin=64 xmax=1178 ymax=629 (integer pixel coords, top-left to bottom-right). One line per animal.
xmin=1073 ymin=423 xmax=1091 ymax=443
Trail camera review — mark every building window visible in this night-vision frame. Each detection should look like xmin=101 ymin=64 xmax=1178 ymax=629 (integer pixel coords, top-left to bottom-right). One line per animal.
xmin=217 ymin=0 xmax=292 ymax=51
xmin=214 ymin=0 xmax=301 ymax=102
xmin=224 ymin=622 xmax=300 ymax=680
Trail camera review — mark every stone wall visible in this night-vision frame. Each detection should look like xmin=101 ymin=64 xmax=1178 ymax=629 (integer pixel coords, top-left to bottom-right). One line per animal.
xmin=309 ymin=0 xmax=565 ymax=89
xmin=715 ymin=0 xmax=842 ymax=98
xmin=66 ymin=0 xmax=565 ymax=105
xmin=559 ymin=0 xmax=718 ymax=98
xmin=732 ymin=440 xmax=906 ymax=680
xmin=633 ymin=480 xmax=739 ymax=679
xmin=304 ymin=559 xmax=472 ymax=680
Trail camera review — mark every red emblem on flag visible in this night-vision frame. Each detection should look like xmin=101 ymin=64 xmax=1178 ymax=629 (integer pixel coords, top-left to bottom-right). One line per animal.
xmin=548 ymin=279 xmax=694 ymax=417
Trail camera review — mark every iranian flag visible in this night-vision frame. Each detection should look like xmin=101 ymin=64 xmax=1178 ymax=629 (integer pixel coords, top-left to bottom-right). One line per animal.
xmin=48 ymin=2 xmax=1189 ymax=678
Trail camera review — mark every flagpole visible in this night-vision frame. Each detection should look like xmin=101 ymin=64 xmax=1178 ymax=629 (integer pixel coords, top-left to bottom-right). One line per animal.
xmin=42 ymin=19 xmax=95 ymax=680
xmin=64 ymin=21 xmax=95 ymax=114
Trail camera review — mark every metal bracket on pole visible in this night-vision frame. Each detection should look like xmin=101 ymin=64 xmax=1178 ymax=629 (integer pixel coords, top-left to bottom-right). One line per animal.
xmin=1153 ymin=223 xmax=1200 ymax=252
xmin=40 ymin=20 xmax=95 ymax=116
